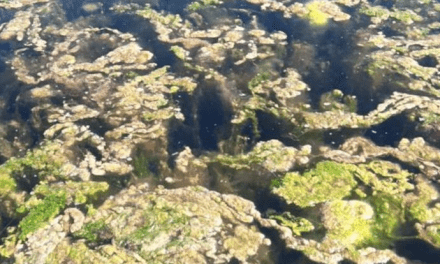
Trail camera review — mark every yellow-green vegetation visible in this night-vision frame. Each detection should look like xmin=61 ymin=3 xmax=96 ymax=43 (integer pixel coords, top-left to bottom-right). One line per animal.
xmin=188 ymin=0 xmax=220 ymax=11
xmin=270 ymin=212 xmax=314 ymax=236
xmin=1 ymin=142 xmax=64 ymax=182
xmin=273 ymin=159 xmax=414 ymax=249
xmin=0 ymin=228 xmax=17 ymax=258
xmin=363 ymin=193 xmax=405 ymax=248
xmin=360 ymin=4 xmax=422 ymax=24
xmin=125 ymin=71 xmax=139 ymax=79
xmin=125 ymin=205 xmax=188 ymax=242
xmin=306 ymin=1 xmax=330 ymax=26
xmin=33 ymin=181 xmax=109 ymax=205
xmin=359 ymin=5 xmax=390 ymax=19
xmin=74 ymin=219 xmax=110 ymax=243
xmin=390 ymin=10 xmax=423 ymax=24
xmin=47 ymin=241 xmax=126 ymax=264
xmin=0 ymin=173 xmax=16 ymax=195
xmin=367 ymin=53 xmax=437 ymax=82
xmin=273 ymin=161 xmax=357 ymax=207
xmin=18 ymin=193 xmax=66 ymax=240
xmin=223 ymin=225 xmax=263 ymax=262
xmin=420 ymin=112 xmax=440 ymax=125
xmin=319 ymin=89 xmax=358 ymax=113
xmin=170 ymin=45 xmax=188 ymax=61
xmin=248 ymin=72 xmax=271 ymax=90
xmin=0 ymin=142 xmax=66 ymax=218
xmin=406 ymin=178 xmax=440 ymax=246
xmin=214 ymin=140 xmax=299 ymax=172
xmin=132 ymin=150 xmax=160 ymax=179
xmin=322 ymin=200 xmax=374 ymax=248
xmin=137 ymin=5 xmax=183 ymax=29
xmin=117 ymin=202 xmax=190 ymax=259
xmin=354 ymin=160 xmax=414 ymax=195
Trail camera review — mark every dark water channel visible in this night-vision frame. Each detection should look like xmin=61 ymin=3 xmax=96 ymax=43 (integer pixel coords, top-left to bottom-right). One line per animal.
xmin=2 ymin=0 xmax=440 ymax=263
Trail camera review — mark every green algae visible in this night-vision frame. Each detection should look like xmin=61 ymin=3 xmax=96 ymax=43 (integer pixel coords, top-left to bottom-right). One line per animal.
xmin=322 ymin=200 xmax=374 ymax=248
xmin=115 ymin=200 xmax=191 ymax=261
xmin=359 ymin=5 xmax=390 ymax=19
xmin=188 ymin=0 xmax=220 ymax=11
xmin=0 ymin=174 xmax=16 ymax=195
xmin=354 ymin=160 xmax=414 ymax=195
xmin=306 ymin=1 xmax=331 ymax=26
xmin=32 ymin=181 xmax=109 ymax=205
xmin=132 ymin=150 xmax=157 ymax=179
xmin=390 ymin=10 xmax=423 ymax=24
xmin=270 ymin=212 xmax=314 ymax=236
xmin=124 ymin=203 xmax=189 ymax=243
xmin=248 ymin=72 xmax=271 ymax=91
xmin=0 ymin=142 xmax=67 ymax=218
xmin=170 ymin=45 xmax=188 ymax=61
xmin=363 ymin=193 xmax=405 ymax=248
xmin=1 ymin=142 xmax=64 ymax=181
xmin=273 ymin=161 xmax=357 ymax=207
xmin=0 ymin=227 xmax=17 ymax=259
xmin=18 ymin=193 xmax=66 ymax=240
xmin=137 ymin=5 xmax=184 ymax=29
xmin=319 ymin=89 xmax=358 ymax=113
xmin=74 ymin=219 xmax=110 ymax=243
xmin=214 ymin=139 xmax=299 ymax=172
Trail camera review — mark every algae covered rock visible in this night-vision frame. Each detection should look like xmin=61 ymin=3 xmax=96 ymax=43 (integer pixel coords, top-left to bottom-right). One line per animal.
xmin=4 ymin=0 xmax=440 ymax=263
xmin=25 ymin=185 xmax=271 ymax=264
xmin=321 ymin=200 xmax=374 ymax=247
xmin=273 ymin=161 xmax=357 ymax=207
xmin=214 ymin=139 xmax=311 ymax=172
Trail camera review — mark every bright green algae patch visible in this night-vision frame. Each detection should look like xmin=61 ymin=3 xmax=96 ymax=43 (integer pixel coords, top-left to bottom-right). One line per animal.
xmin=322 ymin=200 xmax=374 ymax=248
xmin=63 ymin=186 xmax=269 ymax=263
xmin=32 ymin=181 xmax=109 ymax=205
xmin=73 ymin=219 xmax=110 ymax=243
xmin=273 ymin=159 xmax=414 ymax=253
xmin=273 ymin=161 xmax=357 ymax=207
xmin=363 ymin=193 xmax=406 ymax=248
xmin=306 ymin=1 xmax=331 ymax=26
xmin=18 ymin=193 xmax=66 ymax=240
xmin=0 ymin=141 xmax=67 ymax=218
xmin=269 ymin=212 xmax=314 ymax=236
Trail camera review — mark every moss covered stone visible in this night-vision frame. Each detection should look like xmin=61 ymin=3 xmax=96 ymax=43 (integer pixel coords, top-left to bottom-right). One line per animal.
xmin=321 ymin=200 xmax=374 ymax=248
xmin=354 ymin=160 xmax=414 ymax=195
xmin=364 ymin=192 xmax=405 ymax=248
xmin=67 ymin=185 xmax=269 ymax=263
xmin=18 ymin=193 xmax=66 ymax=240
xmin=33 ymin=181 xmax=109 ymax=205
xmin=269 ymin=212 xmax=314 ymax=236
xmin=214 ymin=139 xmax=308 ymax=172
xmin=273 ymin=161 xmax=357 ymax=207
xmin=73 ymin=219 xmax=110 ymax=243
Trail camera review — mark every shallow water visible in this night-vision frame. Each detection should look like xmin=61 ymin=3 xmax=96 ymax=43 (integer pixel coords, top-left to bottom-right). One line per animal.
xmin=2 ymin=0 xmax=440 ymax=263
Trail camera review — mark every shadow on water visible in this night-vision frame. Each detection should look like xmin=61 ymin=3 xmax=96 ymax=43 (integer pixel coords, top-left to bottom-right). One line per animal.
xmin=167 ymin=81 xmax=234 ymax=158
xmin=364 ymin=114 xmax=418 ymax=147
xmin=60 ymin=0 xmax=119 ymax=21
xmin=0 ymin=216 xmax=19 ymax=244
xmin=61 ymin=0 xmax=192 ymax=21
xmin=0 ymin=8 xmax=15 ymax=25
xmin=395 ymin=239 xmax=440 ymax=263
xmin=197 ymin=85 xmax=233 ymax=151
xmin=256 ymin=111 xmax=299 ymax=147
xmin=258 ymin=224 xmax=321 ymax=264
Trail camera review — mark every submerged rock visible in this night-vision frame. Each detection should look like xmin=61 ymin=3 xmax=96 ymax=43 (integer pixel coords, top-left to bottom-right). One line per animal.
xmin=3 ymin=0 xmax=440 ymax=263
xmin=17 ymin=185 xmax=271 ymax=264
